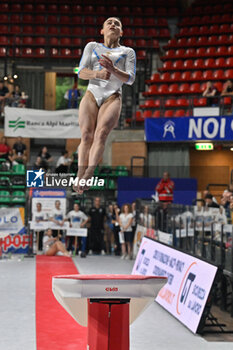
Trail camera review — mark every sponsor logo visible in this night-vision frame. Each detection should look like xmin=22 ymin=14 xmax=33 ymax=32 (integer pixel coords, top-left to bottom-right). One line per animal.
xmin=8 ymin=117 xmax=26 ymax=131
xmin=163 ymin=120 xmax=176 ymax=138
xmin=27 ymin=168 xmax=45 ymax=187
xmin=105 ymin=287 xmax=119 ymax=292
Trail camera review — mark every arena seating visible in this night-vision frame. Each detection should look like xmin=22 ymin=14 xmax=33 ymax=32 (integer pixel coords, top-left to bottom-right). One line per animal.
xmin=138 ymin=0 xmax=233 ymax=119
xmin=0 ymin=0 xmax=178 ymax=61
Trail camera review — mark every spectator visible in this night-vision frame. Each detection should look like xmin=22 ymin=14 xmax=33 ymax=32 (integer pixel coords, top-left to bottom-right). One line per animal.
xmin=43 ymin=228 xmax=71 ymax=256
xmin=203 ymin=189 xmax=218 ymax=204
xmin=131 ymin=201 xmax=137 ymax=241
xmin=105 ymin=203 xmax=115 ymax=254
xmin=64 ymin=83 xmax=82 ymax=109
xmin=0 ymin=80 xmax=10 ymax=116
xmin=0 ymin=136 xmax=13 ymax=162
xmin=33 ymin=156 xmax=42 ymax=171
xmin=119 ymin=203 xmax=133 ymax=260
xmin=88 ymin=197 xmax=106 ymax=255
xmin=49 ymin=200 xmax=65 ymax=237
xmin=221 ymin=80 xmax=233 ymax=97
xmin=66 ymin=203 xmax=88 ymax=257
xmin=140 ymin=205 xmax=153 ymax=228
xmin=70 ymin=146 xmax=79 ymax=173
xmin=38 ymin=146 xmax=53 ymax=171
xmin=202 ymin=81 xmax=218 ymax=106
xmin=156 ymin=171 xmax=174 ymax=203
xmin=12 ymin=136 xmax=27 ymax=164
xmin=56 ymin=150 xmax=71 ymax=174
xmin=204 ymin=193 xmax=220 ymax=208
xmin=112 ymin=204 xmax=121 ymax=255
xmin=32 ymin=202 xmax=47 ymax=251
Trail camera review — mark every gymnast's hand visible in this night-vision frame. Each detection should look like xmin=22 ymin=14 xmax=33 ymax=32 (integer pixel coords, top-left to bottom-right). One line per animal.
xmin=99 ymin=55 xmax=115 ymax=73
xmin=95 ymin=68 xmax=111 ymax=80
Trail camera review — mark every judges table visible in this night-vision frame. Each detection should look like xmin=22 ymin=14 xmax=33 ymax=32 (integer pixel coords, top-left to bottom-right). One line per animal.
xmin=52 ymin=274 xmax=166 ymax=350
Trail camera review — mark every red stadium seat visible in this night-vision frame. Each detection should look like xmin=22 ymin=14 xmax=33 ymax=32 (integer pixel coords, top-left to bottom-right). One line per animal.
xmin=22 ymin=48 xmax=34 ymax=57
xmin=173 ymin=60 xmax=183 ymax=70
xmin=175 ymin=49 xmax=185 ymax=58
xmin=225 ymin=70 xmax=233 ymax=79
xmin=60 ymin=16 xmax=70 ymax=25
xmin=73 ymin=49 xmax=82 ymax=58
xmin=183 ymin=60 xmax=194 ymax=69
xmin=157 ymin=7 xmax=166 ymax=16
xmin=227 ymin=46 xmax=233 ymax=55
xmin=147 ymin=29 xmax=158 ymax=37
xmin=0 ymin=15 xmax=8 ymax=23
xmin=197 ymin=98 xmax=207 ymax=106
xmin=136 ymin=39 xmax=147 ymax=48
xmin=60 ymin=48 xmax=72 ymax=58
xmin=9 ymin=47 xmax=20 ymax=57
xmin=199 ymin=26 xmax=209 ymax=35
xmin=204 ymin=58 xmax=215 ymax=69
xmin=11 ymin=4 xmax=21 ymax=12
xmin=48 ymin=27 xmax=59 ymax=35
xmin=36 ymin=37 xmax=46 ymax=45
xmin=192 ymin=71 xmax=203 ymax=81
xmin=47 ymin=15 xmax=58 ymax=24
xmin=166 ymin=38 xmax=177 ymax=48
xmin=123 ymin=28 xmax=133 ymax=36
xmin=146 ymin=18 xmax=156 ymax=26
xmin=96 ymin=6 xmax=106 ymax=15
xmin=196 ymin=37 xmax=207 ymax=46
xmin=60 ymin=27 xmax=70 ymax=35
xmin=142 ymin=110 xmax=152 ymax=118
xmin=164 ymin=110 xmax=174 ymax=118
xmin=60 ymin=5 xmax=71 ymax=13
xmin=140 ymin=100 xmax=160 ymax=109
xmin=149 ymin=73 xmax=160 ymax=83
xmin=49 ymin=37 xmax=59 ymax=46
xmin=216 ymin=46 xmax=227 ymax=56
xmin=23 ymin=15 xmax=33 ymax=23
xmin=137 ymin=50 xmax=147 ymax=60
xmin=134 ymin=28 xmax=145 ymax=37
xmin=10 ymin=25 xmax=21 ymax=34
xmin=157 ymin=18 xmax=168 ymax=27
xmin=160 ymin=72 xmax=171 ymax=82
xmin=36 ymin=26 xmax=46 ymax=35
xmin=174 ymin=110 xmax=185 ymax=117
xmin=145 ymin=7 xmax=155 ymax=15
xmin=206 ymin=47 xmax=217 ymax=56
xmin=35 ymin=48 xmax=46 ymax=57
xmin=209 ymin=25 xmax=219 ymax=34
xmin=24 ymin=26 xmax=33 ymax=34
xmin=36 ymin=4 xmax=46 ymax=13
xmin=219 ymin=24 xmax=230 ymax=33
xmin=10 ymin=36 xmax=21 ymax=45
xmin=134 ymin=18 xmax=143 ymax=26
xmin=215 ymin=58 xmax=225 ymax=68
xmin=189 ymin=26 xmax=199 ymax=36
xmin=50 ymin=48 xmax=59 ymax=57
xmin=223 ymin=97 xmax=232 ymax=105
xmin=0 ymin=36 xmax=7 ymax=44
xmin=190 ymin=83 xmax=200 ymax=94
xmin=124 ymin=39 xmax=134 ymax=47
xmin=187 ymin=37 xmax=197 ymax=46
xmin=185 ymin=48 xmax=196 ymax=58
xmin=177 ymin=98 xmax=189 ymax=107
xmin=213 ymin=70 xmax=224 ymax=80
xmin=48 ymin=5 xmax=58 ymax=13
xmin=162 ymin=61 xmax=173 ymax=70
xmin=152 ymin=110 xmax=161 ymax=118
xmin=134 ymin=111 xmax=143 ymax=122
xmin=159 ymin=29 xmax=170 ymax=38
xmin=0 ymin=25 xmax=8 ymax=34
xmin=35 ymin=15 xmax=46 ymax=24
xmin=218 ymin=35 xmax=228 ymax=45
xmin=85 ymin=27 xmax=96 ymax=36
xmin=0 ymin=47 xmax=6 ymax=57
xmin=143 ymin=85 xmax=158 ymax=96
xmin=203 ymin=70 xmax=213 ymax=80
xmin=108 ymin=6 xmax=118 ymax=15
xmin=181 ymin=71 xmax=191 ymax=81
xmin=168 ymin=84 xmax=179 ymax=94
xmin=226 ymin=57 xmax=233 ymax=67
xmin=73 ymin=27 xmax=83 ymax=36
xmin=196 ymin=48 xmax=206 ymax=57
xmin=10 ymin=14 xmax=20 ymax=23
xmin=84 ymin=16 xmax=95 ymax=25
xmin=60 ymin=38 xmax=71 ymax=46
xmin=177 ymin=38 xmax=187 ymax=47
xmin=24 ymin=4 xmax=34 ymax=12
xmin=165 ymin=98 xmax=176 ymax=107
xmin=72 ymin=16 xmax=82 ymax=25
xmin=150 ymin=39 xmax=159 ymax=49
xmin=22 ymin=37 xmax=33 ymax=45
xmin=72 ymin=5 xmax=82 ymax=14
xmin=214 ymin=82 xmax=223 ymax=92
xmin=179 ymin=27 xmax=189 ymax=36
xmin=179 ymin=83 xmax=190 ymax=93
xmin=121 ymin=18 xmax=131 ymax=26
xmin=72 ymin=38 xmax=82 ymax=46
xmin=208 ymin=36 xmax=218 ymax=45
xmin=170 ymin=72 xmax=181 ymax=82
xmin=158 ymin=84 xmax=169 ymax=94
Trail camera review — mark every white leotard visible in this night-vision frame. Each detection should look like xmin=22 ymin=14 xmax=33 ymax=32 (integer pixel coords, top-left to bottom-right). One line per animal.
xmin=78 ymin=42 xmax=136 ymax=106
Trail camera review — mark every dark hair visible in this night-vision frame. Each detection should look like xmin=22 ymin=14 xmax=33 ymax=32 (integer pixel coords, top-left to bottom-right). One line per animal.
xmin=103 ymin=17 xmax=122 ymax=28
xmin=205 ymin=194 xmax=213 ymax=200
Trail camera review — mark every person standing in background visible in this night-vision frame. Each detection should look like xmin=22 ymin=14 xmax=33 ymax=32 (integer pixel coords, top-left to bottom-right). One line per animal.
xmin=156 ymin=171 xmax=174 ymax=203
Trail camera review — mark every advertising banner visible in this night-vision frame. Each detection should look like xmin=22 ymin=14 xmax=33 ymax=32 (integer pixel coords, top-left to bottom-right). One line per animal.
xmin=145 ymin=116 xmax=233 ymax=142
xmin=132 ymin=237 xmax=217 ymax=333
xmin=4 ymin=107 xmax=81 ymax=139
xmin=31 ymin=189 xmax=66 ymax=220
xmin=0 ymin=208 xmax=24 ymax=235
xmin=133 ymin=225 xmax=147 ymax=258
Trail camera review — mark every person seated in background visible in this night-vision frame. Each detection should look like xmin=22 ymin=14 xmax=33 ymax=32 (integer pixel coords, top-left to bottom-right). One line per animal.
xmin=221 ymin=80 xmax=233 ymax=97
xmin=0 ymin=136 xmax=13 ymax=162
xmin=43 ymin=228 xmax=71 ymax=256
xmin=32 ymin=202 xmax=47 ymax=251
xmin=202 ymin=81 xmax=218 ymax=106
xmin=64 ymin=83 xmax=82 ymax=109
xmin=204 ymin=193 xmax=220 ymax=208
xmin=55 ymin=150 xmax=71 ymax=174
xmin=10 ymin=84 xmax=26 ymax=108
xmin=203 ymin=189 xmax=218 ymax=204
xmin=0 ymin=79 xmax=10 ymax=116
xmin=33 ymin=156 xmax=42 ymax=171
xmin=12 ymin=136 xmax=27 ymax=164
xmin=38 ymin=146 xmax=53 ymax=171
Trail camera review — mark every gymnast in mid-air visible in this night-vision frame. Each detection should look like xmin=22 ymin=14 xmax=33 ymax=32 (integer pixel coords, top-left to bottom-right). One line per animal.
xmin=74 ymin=17 xmax=136 ymax=193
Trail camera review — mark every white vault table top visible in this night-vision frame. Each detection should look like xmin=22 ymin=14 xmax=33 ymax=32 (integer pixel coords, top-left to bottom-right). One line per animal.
xmin=52 ymin=274 xmax=167 ymax=327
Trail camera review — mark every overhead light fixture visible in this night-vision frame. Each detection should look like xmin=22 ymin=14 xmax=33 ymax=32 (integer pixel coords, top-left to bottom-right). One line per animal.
xmin=195 ymin=143 xmax=214 ymax=150
xmin=13 ymin=74 xmax=18 ymax=79
xmin=230 ymin=147 xmax=233 ymax=151
xmin=3 ymin=76 xmax=8 ymax=81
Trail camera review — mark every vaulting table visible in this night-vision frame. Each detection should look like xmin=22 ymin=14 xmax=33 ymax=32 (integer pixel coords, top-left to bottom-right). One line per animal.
xmin=52 ymin=274 xmax=166 ymax=350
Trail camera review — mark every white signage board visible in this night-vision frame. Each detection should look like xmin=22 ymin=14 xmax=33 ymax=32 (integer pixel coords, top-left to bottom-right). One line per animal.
xmin=132 ymin=237 xmax=217 ymax=333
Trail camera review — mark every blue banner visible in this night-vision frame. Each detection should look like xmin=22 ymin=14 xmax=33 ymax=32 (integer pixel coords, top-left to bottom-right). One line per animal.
xmin=32 ymin=188 xmax=66 ymax=198
xmin=145 ymin=116 xmax=233 ymax=142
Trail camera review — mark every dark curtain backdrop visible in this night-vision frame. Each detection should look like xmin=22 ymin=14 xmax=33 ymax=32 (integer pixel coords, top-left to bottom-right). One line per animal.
xmin=148 ymin=143 xmax=190 ymax=178
xmin=17 ymin=70 xmax=45 ymax=109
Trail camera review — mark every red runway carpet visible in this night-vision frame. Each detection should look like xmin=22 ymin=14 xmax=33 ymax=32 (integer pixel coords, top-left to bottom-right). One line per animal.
xmin=36 ymin=256 xmax=87 ymax=350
